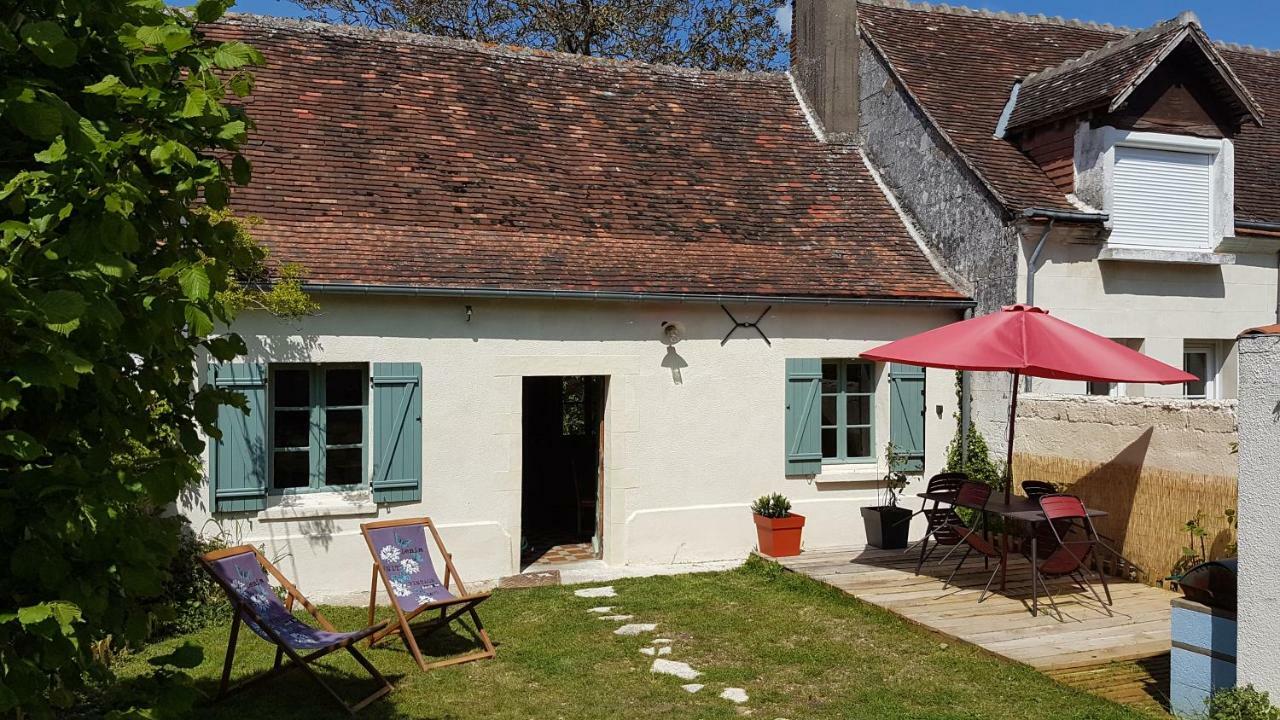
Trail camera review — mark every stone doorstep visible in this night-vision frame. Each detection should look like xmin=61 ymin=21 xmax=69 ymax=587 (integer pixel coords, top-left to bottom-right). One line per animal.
xmin=497 ymin=570 xmax=561 ymax=589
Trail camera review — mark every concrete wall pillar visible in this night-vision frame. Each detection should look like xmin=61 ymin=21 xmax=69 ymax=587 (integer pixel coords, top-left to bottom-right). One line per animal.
xmin=1236 ymin=330 xmax=1280 ymax=695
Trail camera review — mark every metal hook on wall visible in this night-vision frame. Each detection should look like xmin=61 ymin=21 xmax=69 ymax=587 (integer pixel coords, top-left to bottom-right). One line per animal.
xmin=720 ymin=305 xmax=772 ymax=346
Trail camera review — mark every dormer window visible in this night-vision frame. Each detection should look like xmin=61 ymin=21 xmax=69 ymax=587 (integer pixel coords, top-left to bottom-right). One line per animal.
xmin=1110 ymin=136 xmax=1219 ymax=251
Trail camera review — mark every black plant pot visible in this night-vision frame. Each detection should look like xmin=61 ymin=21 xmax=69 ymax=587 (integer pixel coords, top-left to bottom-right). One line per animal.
xmin=861 ymin=505 xmax=913 ymax=550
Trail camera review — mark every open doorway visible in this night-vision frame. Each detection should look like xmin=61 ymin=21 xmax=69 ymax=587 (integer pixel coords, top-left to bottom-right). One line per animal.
xmin=521 ymin=375 xmax=607 ymax=568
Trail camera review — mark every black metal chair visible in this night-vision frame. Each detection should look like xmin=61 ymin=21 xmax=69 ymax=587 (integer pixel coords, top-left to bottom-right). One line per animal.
xmin=905 ymin=472 xmax=968 ymax=575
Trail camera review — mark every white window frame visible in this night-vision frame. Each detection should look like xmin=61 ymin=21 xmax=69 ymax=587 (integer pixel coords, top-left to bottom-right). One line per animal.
xmin=1106 ymin=130 xmax=1223 ymax=252
xmin=1183 ymin=342 xmax=1219 ymax=400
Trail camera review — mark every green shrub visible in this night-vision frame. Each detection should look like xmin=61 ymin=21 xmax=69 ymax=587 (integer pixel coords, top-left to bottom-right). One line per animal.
xmin=1208 ymin=685 xmax=1280 ymax=720
xmin=150 ymin=522 xmax=231 ymax=640
xmin=751 ymin=493 xmax=792 ymax=518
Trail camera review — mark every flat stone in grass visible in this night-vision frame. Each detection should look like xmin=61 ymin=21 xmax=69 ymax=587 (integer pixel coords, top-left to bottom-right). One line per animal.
xmin=651 ymin=638 xmax=672 ymax=644
xmin=681 ymin=684 xmax=704 ymax=694
xmin=587 ymin=606 xmax=613 ymax=613
xmin=574 ymin=586 xmax=616 ymax=598
xmin=614 ymin=623 xmax=657 ymax=636
xmin=598 ymin=615 xmax=634 ymax=621
xmin=639 ymin=646 xmax=672 ymax=656
xmin=651 ymin=659 xmax=700 ymax=680
xmin=720 ymin=688 xmax=749 ymax=704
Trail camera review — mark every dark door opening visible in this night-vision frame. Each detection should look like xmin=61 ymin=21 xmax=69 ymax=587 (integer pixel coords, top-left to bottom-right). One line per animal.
xmin=521 ymin=376 xmax=606 ymax=568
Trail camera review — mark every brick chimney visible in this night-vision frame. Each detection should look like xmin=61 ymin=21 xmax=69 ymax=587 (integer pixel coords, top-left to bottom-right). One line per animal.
xmin=790 ymin=0 xmax=860 ymax=144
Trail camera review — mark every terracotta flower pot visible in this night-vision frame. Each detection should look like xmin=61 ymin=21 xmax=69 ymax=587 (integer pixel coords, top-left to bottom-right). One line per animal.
xmin=754 ymin=512 xmax=806 ymax=557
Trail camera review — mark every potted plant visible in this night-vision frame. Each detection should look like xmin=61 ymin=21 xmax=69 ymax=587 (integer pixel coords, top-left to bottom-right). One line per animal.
xmin=752 ymin=493 xmax=805 ymax=557
xmin=861 ymin=443 xmax=914 ymax=550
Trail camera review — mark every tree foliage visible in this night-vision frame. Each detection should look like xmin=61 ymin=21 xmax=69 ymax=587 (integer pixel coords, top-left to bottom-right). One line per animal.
xmin=0 ymin=0 xmax=268 ymax=713
xmin=294 ymin=0 xmax=787 ymax=71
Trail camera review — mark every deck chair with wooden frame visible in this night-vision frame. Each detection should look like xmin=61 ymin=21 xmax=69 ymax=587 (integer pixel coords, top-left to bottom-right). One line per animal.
xmin=199 ymin=546 xmax=393 ymax=715
xmin=361 ymin=517 xmax=496 ymax=671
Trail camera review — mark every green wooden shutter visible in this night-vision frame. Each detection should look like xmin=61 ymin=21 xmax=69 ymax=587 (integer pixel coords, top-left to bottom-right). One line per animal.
xmin=371 ymin=362 xmax=423 ymax=503
xmin=889 ymin=363 xmax=926 ymax=473
xmin=784 ymin=358 xmax=823 ymax=476
xmin=209 ymin=362 xmax=268 ymax=512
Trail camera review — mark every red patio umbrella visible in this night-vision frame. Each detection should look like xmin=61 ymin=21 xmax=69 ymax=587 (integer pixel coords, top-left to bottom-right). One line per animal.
xmin=860 ymin=304 xmax=1195 ymax=504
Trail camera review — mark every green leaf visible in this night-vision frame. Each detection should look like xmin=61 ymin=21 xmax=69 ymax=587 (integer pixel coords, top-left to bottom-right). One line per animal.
xmin=149 ymin=642 xmax=204 ymax=669
xmin=34 ymin=137 xmax=66 ymax=163
xmin=180 ymin=88 xmax=207 ymax=118
xmin=195 ymin=0 xmax=230 ymax=22
xmin=205 ymin=179 xmax=228 ymax=209
xmin=212 ymin=41 xmax=262 ymax=69
xmin=178 ymin=265 xmax=210 ymax=300
xmin=216 ymin=119 xmax=246 ymax=141
xmin=83 ymin=74 xmax=124 ymax=96
xmin=184 ymin=305 xmax=214 ymax=336
xmin=5 ymin=97 xmax=62 ymax=141
xmin=0 ymin=430 xmax=45 ymax=461
xmin=231 ymin=154 xmax=251 ymax=185
xmin=16 ymin=605 xmax=52 ymax=626
xmin=20 ymin=21 xmax=77 ymax=68
xmin=39 ymin=290 xmax=87 ymax=324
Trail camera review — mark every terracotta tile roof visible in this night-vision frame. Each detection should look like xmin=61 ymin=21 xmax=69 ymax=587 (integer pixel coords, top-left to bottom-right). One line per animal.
xmin=859 ymin=1 xmax=1280 ymax=225
xmin=201 ymin=16 xmax=965 ymax=303
xmin=1005 ymin=19 xmax=1186 ymax=133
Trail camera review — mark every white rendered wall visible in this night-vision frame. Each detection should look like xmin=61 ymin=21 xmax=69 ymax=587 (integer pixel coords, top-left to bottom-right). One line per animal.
xmin=184 ymin=296 xmax=961 ymax=601
xmin=1236 ymin=333 xmax=1280 ymax=695
xmin=1017 ymin=230 xmax=1276 ymax=398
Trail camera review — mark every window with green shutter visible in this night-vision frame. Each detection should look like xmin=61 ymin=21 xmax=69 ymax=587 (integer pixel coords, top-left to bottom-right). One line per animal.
xmin=820 ymin=359 xmax=876 ymax=464
xmin=268 ymin=363 xmax=368 ymax=493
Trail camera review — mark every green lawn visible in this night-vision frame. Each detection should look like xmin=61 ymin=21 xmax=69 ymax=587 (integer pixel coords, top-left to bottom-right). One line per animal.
xmin=111 ymin=557 xmax=1156 ymax=719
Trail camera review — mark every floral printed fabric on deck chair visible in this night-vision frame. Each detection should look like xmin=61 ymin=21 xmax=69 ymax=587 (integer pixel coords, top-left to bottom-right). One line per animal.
xmin=200 ymin=546 xmax=392 ymax=714
xmin=361 ymin=517 xmax=496 ymax=671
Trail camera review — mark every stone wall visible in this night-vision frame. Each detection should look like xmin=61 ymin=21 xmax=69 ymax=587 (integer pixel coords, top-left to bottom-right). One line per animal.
xmin=1013 ymin=394 xmax=1238 ymax=583
xmin=857 ymin=40 xmax=1021 ymax=457
xmin=1236 ymin=332 xmax=1280 ymax=695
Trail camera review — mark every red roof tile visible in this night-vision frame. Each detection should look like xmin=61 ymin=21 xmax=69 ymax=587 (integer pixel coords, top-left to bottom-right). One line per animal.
xmin=202 ymin=16 xmax=965 ymax=303
xmin=860 ymin=1 xmax=1280 ymax=225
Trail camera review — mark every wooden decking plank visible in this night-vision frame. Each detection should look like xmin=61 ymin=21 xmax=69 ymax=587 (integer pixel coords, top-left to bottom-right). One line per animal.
xmin=772 ymin=546 xmax=1174 ymax=710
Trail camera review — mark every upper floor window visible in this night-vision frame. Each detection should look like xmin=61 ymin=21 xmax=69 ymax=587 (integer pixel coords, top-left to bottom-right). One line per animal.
xmin=270 ymin=364 xmax=367 ymax=492
xmin=1109 ymin=134 xmax=1221 ymax=252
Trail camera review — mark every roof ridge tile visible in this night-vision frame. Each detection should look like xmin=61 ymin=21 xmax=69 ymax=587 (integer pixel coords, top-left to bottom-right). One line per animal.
xmin=219 ymin=12 xmax=781 ymax=80
xmin=1017 ymin=13 xmax=1187 ymax=85
xmin=857 ymin=0 xmax=1137 ymax=35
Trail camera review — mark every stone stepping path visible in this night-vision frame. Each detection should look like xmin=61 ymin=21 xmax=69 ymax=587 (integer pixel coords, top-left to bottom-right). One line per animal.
xmin=651 ymin=658 xmax=701 ymax=680
xmin=719 ymin=688 xmax=749 ymax=704
xmin=576 ymin=585 xmax=749 ymax=707
xmin=614 ymin=623 xmax=657 ymax=636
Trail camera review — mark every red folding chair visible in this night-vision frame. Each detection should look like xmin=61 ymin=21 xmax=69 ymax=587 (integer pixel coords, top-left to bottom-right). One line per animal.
xmin=1031 ymin=494 xmax=1114 ymax=617
xmin=933 ymin=481 xmax=1000 ymax=595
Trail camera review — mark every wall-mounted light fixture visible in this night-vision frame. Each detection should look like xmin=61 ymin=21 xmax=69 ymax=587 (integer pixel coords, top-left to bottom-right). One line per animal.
xmin=465 ymin=305 xmax=473 ymax=322
xmin=661 ymin=320 xmax=684 ymax=345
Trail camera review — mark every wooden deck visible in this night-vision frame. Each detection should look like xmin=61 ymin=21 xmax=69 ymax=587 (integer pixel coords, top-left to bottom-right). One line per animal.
xmin=771 ymin=545 xmax=1176 ymax=712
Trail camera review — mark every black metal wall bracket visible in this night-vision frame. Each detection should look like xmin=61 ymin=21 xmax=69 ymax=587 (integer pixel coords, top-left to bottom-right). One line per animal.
xmin=720 ymin=305 xmax=772 ymax=346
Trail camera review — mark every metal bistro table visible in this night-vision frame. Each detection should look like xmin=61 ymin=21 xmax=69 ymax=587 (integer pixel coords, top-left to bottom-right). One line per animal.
xmin=917 ymin=491 xmax=1109 ymax=591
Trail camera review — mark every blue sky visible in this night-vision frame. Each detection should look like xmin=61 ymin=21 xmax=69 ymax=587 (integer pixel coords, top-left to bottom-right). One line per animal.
xmin=225 ymin=0 xmax=1280 ymax=51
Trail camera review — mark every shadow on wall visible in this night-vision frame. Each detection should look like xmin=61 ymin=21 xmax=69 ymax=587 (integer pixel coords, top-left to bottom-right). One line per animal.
xmin=1015 ymin=430 xmax=1238 ymax=584
xmin=1099 ymin=262 xmax=1225 ymax=299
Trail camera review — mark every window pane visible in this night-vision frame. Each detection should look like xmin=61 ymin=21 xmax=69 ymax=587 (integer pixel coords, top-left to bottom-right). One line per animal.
xmin=325 ymin=448 xmax=362 ymax=486
xmin=847 ymin=428 xmax=871 ymax=459
xmin=274 ymin=369 xmax=309 ymax=407
xmin=1184 ymin=352 xmax=1207 ymax=397
xmin=327 ymin=409 xmax=363 ymax=445
xmin=273 ymin=451 xmax=309 ymax=488
xmin=274 ymin=410 xmax=310 ymax=449
xmin=821 ymin=428 xmax=837 ymax=459
xmin=846 ymin=362 xmax=873 ymax=393
xmin=847 ymin=395 xmax=870 ymax=426
xmin=326 ymin=368 xmax=363 ymax=407
xmin=821 ymin=395 xmax=836 ymax=425
xmin=821 ymin=361 xmax=838 ymax=393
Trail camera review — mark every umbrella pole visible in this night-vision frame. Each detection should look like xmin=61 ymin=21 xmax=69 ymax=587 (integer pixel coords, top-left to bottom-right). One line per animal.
xmin=1005 ymin=371 xmax=1019 ymax=506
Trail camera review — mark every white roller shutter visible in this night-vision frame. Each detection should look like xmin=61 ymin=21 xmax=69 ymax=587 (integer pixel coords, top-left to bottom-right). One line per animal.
xmin=1111 ymin=145 xmax=1212 ymax=250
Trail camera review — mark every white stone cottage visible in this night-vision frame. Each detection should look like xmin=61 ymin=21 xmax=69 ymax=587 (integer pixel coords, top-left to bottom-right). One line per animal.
xmin=185 ymin=13 xmax=969 ymax=598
